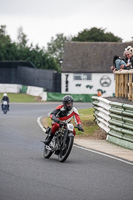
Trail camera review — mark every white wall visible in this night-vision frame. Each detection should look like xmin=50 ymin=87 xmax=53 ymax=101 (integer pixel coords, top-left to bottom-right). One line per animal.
xmin=61 ymin=73 xmax=115 ymax=96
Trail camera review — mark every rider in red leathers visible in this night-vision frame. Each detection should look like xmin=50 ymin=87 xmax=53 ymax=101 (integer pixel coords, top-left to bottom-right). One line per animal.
xmin=44 ymin=95 xmax=84 ymax=145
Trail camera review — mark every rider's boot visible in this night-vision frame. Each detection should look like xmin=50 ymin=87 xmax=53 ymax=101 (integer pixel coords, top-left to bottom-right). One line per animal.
xmin=44 ymin=131 xmax=54 ymax=145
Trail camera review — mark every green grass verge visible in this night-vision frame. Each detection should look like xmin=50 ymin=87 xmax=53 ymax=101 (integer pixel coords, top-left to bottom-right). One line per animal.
xmin=77 ymin=108 xmax=99 ymax=136
xmin=0 ymin=93 xmax=42 ymax=103
xmin=47 ymin=108 xmax=99 ymax=137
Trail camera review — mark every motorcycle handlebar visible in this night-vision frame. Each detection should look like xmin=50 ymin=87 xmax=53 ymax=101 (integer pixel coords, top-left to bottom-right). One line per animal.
xmin=59 ymin=121 xmax=67 ymax=126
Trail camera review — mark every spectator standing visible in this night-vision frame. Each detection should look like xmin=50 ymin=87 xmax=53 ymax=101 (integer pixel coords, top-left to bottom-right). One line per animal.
xmin=123 ymin=49 xmax=133 ymax=69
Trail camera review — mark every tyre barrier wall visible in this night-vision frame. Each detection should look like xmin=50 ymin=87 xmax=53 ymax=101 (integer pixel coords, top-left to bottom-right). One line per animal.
xmin=92 ymin=96 xmax=133 ymax=150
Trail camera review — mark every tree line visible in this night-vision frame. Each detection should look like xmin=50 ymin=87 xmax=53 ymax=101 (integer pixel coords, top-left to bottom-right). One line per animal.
xmin=0 ymin=25 xmax=126 ymax=72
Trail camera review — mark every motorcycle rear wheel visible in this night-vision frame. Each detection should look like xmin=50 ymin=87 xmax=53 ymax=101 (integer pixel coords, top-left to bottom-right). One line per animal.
xmin=58 ymin=136 xmax=74 ymax=162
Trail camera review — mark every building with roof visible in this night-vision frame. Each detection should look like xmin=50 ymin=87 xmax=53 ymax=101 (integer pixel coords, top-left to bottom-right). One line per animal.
xmin=61 ymin=42 xmax=133 ymax=96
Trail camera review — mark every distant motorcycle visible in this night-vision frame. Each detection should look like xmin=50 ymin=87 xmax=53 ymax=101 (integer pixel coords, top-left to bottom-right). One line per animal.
xmin=2 ymin=101 xmax=8 ymax=114
xmin=43 ymin=122 xmax=77 ymax=162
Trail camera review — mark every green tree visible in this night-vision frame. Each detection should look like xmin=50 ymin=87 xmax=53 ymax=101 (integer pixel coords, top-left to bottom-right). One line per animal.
xmin=47 ymin=33 xmax=71 ymax=64
xmin=16 ymin=27 xmax=60 ymax=71
xmin=72 ymin=27 xmax=122 ymax=42
xmin=17 ymin=26 xmax=28 ymax=48
xmin=0 ymin=25 xmax=17 ymax=60
xmin=0 ymin=25 xmax=11 ymax=43
xmin=0 ymin=25 xmax=63 ymax=72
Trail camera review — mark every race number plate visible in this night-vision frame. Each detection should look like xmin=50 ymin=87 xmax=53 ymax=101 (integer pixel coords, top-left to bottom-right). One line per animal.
xmin=67 ymin=123 xmax=74 ymax=131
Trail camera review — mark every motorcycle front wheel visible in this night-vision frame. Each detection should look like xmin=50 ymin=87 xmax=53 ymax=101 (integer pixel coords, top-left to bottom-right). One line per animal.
xmin=43 ymin=136 xmax=53 ymax=159
xmin=43 ymin=145 xmax=53 ymax=158
xmin=3 ymin=110 xmax=7 ymax=114
xmin=2 ymin=106 xmax=7 ymax=114
xmin=58 ymin=136 xmax=74 ymax=162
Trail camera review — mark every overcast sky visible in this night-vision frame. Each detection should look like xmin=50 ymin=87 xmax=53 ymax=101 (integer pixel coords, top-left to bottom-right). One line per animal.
xmin=1 ymin=0 xmax=133 ymax=48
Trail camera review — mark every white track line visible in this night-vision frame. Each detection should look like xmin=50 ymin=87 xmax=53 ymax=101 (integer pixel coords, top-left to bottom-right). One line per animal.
xmin=37 ymin=116 xmax=46 ymax=133
xmin=37 ymin=116 xmax=133 ymax=166
xmin=74 ymin=145 xmax=133 ymax=166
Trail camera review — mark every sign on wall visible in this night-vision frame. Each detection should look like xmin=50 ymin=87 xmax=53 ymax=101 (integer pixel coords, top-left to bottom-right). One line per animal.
xmin=100 ymin=75 xmax=111 ymax=87
xmin=62 ymin=73 xmax=115 ymax=95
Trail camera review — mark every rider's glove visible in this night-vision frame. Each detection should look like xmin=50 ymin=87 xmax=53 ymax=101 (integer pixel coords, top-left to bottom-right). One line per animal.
xmin=52 ymin=115 xmax=60 ymax=123
xmin=77 ymin=124 xmax=84 ymax=132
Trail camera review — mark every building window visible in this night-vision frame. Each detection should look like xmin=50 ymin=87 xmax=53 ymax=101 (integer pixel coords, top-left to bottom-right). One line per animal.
xmin=73 ymin=73 xmax=92 ymax=80
xmin=73 ymin=74 xmax=82 ymax=80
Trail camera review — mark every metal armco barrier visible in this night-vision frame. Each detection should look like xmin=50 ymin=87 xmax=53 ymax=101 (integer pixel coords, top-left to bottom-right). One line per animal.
xmin=92 ymin=96 xmax=133 ymax=150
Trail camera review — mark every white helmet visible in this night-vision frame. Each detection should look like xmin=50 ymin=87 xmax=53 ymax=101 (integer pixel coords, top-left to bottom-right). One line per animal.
xmin=124 ymin=46 xmax=133 ymax=55
xmin=3 ymin=93 xmax=7 ymax=96
xmin=125 ymin=46 xmax=132 ymax=52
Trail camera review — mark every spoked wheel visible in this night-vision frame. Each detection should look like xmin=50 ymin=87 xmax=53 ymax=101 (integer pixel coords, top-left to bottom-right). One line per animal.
xmin=43 ymin=145 xmax=53 ymax=158
xmin=58 ymin=136 xmax=74 ymax=162
xmin=43 ymin=136 xmax=53 ymax=159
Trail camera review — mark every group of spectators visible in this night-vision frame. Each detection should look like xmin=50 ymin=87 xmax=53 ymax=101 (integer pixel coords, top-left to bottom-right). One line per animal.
xmin=111 ymin=46 xmax=133 ymax=73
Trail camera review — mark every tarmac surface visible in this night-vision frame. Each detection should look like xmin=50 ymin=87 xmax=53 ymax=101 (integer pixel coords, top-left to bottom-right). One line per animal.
xmin=74 ymin=137 xmax=133 ymax=162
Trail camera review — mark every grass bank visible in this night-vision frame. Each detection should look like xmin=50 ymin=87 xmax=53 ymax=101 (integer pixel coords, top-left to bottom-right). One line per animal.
xmin=77 ymin=108 xmax=99 ymax=136
xmin=0 ymin=93 xmax=42 ymax=103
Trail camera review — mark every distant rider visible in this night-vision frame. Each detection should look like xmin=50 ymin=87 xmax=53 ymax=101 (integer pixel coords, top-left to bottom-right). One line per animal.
xmin=44 ymin=95 xmax=84 ymax=145
xmin=1 ymin=93 xmax=10 ymax=111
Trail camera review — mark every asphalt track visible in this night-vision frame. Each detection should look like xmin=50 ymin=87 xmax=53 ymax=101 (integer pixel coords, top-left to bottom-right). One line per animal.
xmin=0 ymin=103 xmax=133 ymax=200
